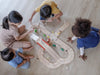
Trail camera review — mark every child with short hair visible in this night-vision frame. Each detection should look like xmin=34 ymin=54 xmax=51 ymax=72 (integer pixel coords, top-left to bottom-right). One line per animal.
xmin=29 ymin=0 xmax=63 ymax=23
xmin=0 ymin=11 xmax=34 ymax=50
xmin=0 ymin=48 xmax=34 ymax=69
xmin=68 ymin=18 xmax=100 ymax=61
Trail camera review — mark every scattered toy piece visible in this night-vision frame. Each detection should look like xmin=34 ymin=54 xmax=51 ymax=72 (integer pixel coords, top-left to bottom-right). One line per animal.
xmin=57 ymin=32 xmax=61 ymax=35
xmin=52 ymin=44 xmax=56 ymax=47
xmin=48 ymin=42 xmax=52 ymax=46
xmin=61 ymin=48 xmax=64 ymax=51
xmin=47 ymin=38 xmax=50 ymax=43
xmin=43 ymin=34 xmax=46 ymax=37
xmin=57 ymin=31 xmax=62 ymax=35
xmin=34 ymin=29 xmax=37 ymax=32
xmin=47 ymin=35 xmax=50 ymax=38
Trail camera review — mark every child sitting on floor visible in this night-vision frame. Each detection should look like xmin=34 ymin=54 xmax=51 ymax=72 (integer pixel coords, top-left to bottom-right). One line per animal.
xmin=29 ymin=0 xmax=63 ymax=23
xmin=0 ymin=47 xmax=34 ymax=69
xmin=0 ymin=11 xmax=34 ymax=50
xmin=68 ymin=18 xmax=100 ymax=61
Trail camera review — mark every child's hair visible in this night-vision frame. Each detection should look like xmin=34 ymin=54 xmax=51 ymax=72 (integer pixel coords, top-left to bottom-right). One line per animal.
xmin=0 ymin=48 xmax=14 ymax=61
xmin=2 ymin=16 xmax=9 ymax=30
xmin=8 ymin=10 xmax=23 ymax=23
xmin=40 ymin=5 xmax=52 ymax=18
xmin=2 ymin=11 xmax=23 ymax=30
xmin=72 ymin=18 xmax=91 ymax=38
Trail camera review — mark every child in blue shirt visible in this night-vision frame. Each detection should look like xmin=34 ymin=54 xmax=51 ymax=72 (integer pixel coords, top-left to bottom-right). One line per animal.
xmin=0 ymin=48 xmax=34 ymax=69
xmin=68 ymin=18 xmax=100 ymax=61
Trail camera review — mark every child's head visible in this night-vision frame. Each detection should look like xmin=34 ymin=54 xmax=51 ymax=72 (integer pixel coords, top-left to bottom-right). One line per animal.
xmin=72 ymin=18 xmax=91 ymax=38
xmin=40 ymin=5 xmax=52 ymax=19
xmin=2 ymin=11 xmax=23 ymax=29
xmin=8 ymin=10 xmax=23 ymax=26
xmin=0 ymin=48 xmax=15 ymax=61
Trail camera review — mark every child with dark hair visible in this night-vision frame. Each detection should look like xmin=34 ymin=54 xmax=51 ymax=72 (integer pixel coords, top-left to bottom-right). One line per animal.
xmin=0 ymin=48 xmax=34 ymax=69
xmin=0 ymin=11 xmax=34 ymax=50
xmin=29 ymin=0 xmax=63 ymax=23
xmin=68 ymin=18 xmax=100 ymax=61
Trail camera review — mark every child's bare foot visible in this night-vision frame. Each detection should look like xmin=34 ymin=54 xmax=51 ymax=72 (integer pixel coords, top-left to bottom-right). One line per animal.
xmin=79 ymin=54 xmax=87 ymax=61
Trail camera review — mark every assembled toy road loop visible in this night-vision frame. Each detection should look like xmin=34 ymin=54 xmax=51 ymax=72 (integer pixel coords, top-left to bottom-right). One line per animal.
xmin=31 ymin=22 xmax=74 ymax=69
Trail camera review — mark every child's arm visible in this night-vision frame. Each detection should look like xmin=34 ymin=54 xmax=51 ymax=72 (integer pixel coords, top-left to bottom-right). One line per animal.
xmin=17 ymin=60 xmax=27 ymax=68
xmin=91 ymin=27 xmax=100 ymax=32
xmin=18 ymin=52 xmax=34 ymax=59
xmin=15 ymin=29 xmax=34 ymax=40
xmin=29 ymin=11 xmax=37 ymax=22
xmin=18 ymin=52 xmax=26 ymax=59
xmin=72 ymin=36 xmax=77 ymax=40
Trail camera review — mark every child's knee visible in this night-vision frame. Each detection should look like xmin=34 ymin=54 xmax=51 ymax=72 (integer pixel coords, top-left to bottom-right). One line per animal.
xmin=26 ymin=42 xmax=32 ymax=47
xmin=23 ymin=42 xmax=31 ymax=48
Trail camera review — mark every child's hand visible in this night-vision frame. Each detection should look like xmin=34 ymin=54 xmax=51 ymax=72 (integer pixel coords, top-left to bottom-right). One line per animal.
xmin=47 ymin=18 xmax=53 ymax=22
xmin=28 ymin=29 xmax=34 ymax=33
xmin=67 ymin=37 xmax=73 ymax=43
xmin=29 ymin=18 xmax=32 ymax=22
xmin=79 ymin=54 xmax=87 ymax=61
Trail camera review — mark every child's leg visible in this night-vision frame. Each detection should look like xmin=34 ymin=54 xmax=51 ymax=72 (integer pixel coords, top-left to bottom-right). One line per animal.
xmin=23 ymin=46 xmax=34 ymax=51
xmin=24 ymin=55 xmax=34 ymax=59
xmin=18 ymin=25 xmax=25 ymax=34
xmin=20 ymin=61 xmax=30 ymax=69
xmin=11 ymin=41 xmax=32 ymax=50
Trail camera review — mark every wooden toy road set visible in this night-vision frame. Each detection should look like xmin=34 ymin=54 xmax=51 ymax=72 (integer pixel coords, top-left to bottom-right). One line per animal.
xmin=30 ymin=22 xmax=74 ymax=69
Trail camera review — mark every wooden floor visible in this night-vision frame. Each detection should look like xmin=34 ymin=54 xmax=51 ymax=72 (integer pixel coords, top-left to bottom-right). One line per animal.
xmin=0 ymin=0 xmax=100 ymax=75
